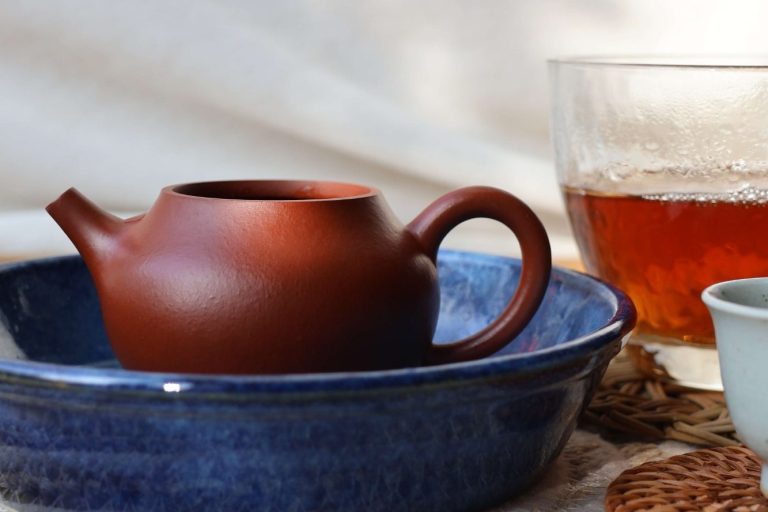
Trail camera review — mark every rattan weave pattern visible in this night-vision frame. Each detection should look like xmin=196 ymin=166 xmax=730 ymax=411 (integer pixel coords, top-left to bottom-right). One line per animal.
xmin=605 ymin=446 xmax=767 ymax=512
xmin=584 ymin=352 xmax=738 ymax=447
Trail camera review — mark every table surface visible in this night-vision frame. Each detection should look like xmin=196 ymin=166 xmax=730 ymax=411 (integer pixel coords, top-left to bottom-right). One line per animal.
xmin=493 ymin=428 xmax=695 ymax=512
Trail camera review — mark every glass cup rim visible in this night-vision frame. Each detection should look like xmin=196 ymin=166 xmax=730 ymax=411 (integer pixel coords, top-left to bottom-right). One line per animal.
xmin=548 ymin=55 xmax=768 ymax=70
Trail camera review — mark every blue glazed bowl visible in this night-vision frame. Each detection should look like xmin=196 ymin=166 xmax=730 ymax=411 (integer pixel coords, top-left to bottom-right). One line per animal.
xmin=0 ymin=250 xmax=634 ymax=512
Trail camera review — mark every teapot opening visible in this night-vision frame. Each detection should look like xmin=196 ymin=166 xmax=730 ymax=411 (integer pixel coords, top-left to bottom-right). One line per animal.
xmin=172 ymin=181 xmax=375 ymax=202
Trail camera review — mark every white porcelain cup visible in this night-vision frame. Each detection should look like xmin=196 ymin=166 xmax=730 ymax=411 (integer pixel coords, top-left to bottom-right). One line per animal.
xmin=702 ymin=277 xmax=768 ymax=497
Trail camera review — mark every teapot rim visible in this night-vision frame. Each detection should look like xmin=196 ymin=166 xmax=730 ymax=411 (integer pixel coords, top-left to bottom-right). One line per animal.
xmin=165 ymin=179 xmax=379 ymax=203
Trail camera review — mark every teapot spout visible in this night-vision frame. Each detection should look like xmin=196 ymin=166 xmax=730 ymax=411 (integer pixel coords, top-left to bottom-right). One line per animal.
xmin=46 ymin=188 xmax=124 ymax=265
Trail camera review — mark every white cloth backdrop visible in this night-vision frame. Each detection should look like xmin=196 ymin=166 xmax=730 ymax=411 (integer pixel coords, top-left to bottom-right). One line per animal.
xmin=1 ymin=1 xmax=768 ymax=258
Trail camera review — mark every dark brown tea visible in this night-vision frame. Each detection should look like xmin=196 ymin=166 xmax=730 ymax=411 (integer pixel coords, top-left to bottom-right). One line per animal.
xmin=564 ymin=185 xmax=768 ymax=344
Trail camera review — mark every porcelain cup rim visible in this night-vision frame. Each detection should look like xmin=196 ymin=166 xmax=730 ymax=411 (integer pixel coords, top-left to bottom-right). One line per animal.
xmin=702 ymin=277 xmax=768 ymax=320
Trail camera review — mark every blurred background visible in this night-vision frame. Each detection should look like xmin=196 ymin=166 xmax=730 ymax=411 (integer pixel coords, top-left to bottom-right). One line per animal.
xmin=2 ymin=0 xmax=768 ymax=261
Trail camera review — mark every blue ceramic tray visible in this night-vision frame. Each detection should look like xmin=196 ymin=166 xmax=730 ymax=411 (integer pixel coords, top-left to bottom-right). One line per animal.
xmin=0 ymin=250 xmax=634 ymax=512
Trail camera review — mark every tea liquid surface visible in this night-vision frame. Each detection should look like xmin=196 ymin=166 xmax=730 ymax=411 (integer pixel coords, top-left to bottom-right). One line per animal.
xmin=564 ymin=186 xmax=768 ymax=344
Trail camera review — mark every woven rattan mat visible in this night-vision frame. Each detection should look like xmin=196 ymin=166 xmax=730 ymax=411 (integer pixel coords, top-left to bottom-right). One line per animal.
xmin=605 ymin=446 xmax=767 ymax=512
xmin=583 ymin=351 xmax=738 ymax=448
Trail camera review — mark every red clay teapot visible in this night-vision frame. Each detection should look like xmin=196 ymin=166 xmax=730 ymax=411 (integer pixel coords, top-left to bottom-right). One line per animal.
xmin=47 ymin=180 xmax=551 ymax=374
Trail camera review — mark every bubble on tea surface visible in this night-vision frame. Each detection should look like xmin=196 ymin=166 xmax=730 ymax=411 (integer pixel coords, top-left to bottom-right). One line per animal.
xmin=581 ymin=160 xmax=768 ymax=196
xmin=642 ymin=185 xmax=768 ymax=204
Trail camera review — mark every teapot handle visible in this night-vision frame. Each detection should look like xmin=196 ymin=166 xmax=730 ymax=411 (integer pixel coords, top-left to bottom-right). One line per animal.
xmin=407 ymin=186 xmax=552 ymax=365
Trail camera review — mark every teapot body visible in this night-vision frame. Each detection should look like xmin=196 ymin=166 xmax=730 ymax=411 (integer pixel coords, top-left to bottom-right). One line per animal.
xmin=91 ymin=181 xmax=438 ymax=374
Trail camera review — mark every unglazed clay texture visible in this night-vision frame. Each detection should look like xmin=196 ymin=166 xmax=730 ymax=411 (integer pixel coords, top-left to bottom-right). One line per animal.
xmin=46 ymin=181 xmax=552 ymax=373
xmin=0 ymin=251 xmax=633 ymax=512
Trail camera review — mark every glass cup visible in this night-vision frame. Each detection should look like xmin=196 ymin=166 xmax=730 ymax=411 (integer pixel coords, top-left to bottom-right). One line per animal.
xmin=549 ymin=57 xmax=768 ymax=390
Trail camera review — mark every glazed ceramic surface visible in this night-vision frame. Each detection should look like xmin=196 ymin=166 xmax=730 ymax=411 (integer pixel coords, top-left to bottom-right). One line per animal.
xmin=703 ymin=278 xmax=768 ymax=497
xmin=46 ymin=181 xmax=551 ymax=373
xmin=0 ymin=250 xmax=634 ymax=512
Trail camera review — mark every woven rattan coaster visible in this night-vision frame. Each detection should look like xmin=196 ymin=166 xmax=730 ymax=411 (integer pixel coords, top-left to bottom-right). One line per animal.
xmin=605 ymin=446 xmax=767 ymax=512
xmin=583 ymin=352 xmax=739 ymax=447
